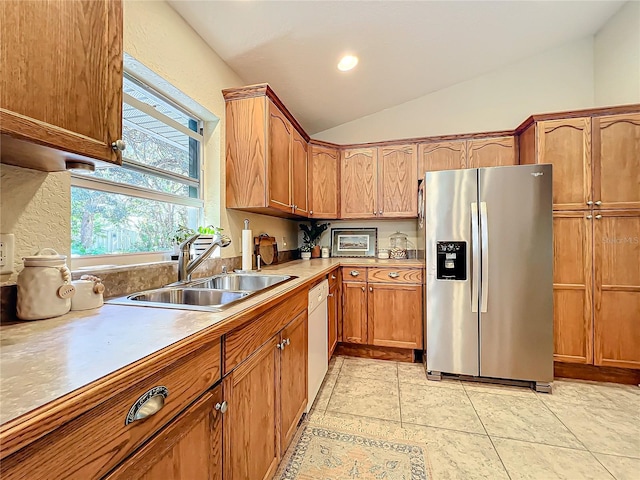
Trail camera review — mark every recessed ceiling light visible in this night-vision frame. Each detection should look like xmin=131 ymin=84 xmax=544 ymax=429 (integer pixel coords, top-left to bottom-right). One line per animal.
xmin=338 ymin=55 xmax=358 ymax=72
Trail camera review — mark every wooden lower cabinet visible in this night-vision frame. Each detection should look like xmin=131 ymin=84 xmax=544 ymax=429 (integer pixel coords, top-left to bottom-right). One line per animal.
xmin=279 ymin=311 xmax=308 ymax=453
xmin=368 ymin=284 xmax=423 ymax=349
xmin=553 ymin=211 xmax=593 ymax=364
xmin=224 ymin=336 xmax=280 ymax=480
xmin=342 ymin=268 xmax=423 ymax=349
xmin=328 ymin=280 xmax=340 ymax=357
xmin=342 ymin=281 xmax=368 ymax=344
xmin=594 ymin=211 xmax=640 ymax=369
xmin=105 ymin=386 xmax=223 ymax=480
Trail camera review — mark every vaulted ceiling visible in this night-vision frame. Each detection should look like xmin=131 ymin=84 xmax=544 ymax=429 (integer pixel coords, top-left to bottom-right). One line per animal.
xmin=169 ymin=0 xmax=624 ymax=134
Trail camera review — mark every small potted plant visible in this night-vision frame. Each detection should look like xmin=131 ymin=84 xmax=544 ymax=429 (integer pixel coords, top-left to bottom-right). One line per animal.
xmin=194 ymin=225 xmax=224 ymax=255
xmin=172 ymin=225 xmax=196 ymax=257
xmin=300 ymin=244 xmax=312 ymax=260
xmin=300 ymin=220 xmax=330 ymax=258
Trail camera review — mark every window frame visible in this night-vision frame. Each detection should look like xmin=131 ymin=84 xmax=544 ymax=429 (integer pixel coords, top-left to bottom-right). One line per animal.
xmin=70 ymin=71 xmax=205 ymax=262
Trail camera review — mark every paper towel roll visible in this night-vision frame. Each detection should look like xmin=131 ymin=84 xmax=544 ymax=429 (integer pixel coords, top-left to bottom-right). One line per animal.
xmin=242 ymin=229 xmax=253 ymax=271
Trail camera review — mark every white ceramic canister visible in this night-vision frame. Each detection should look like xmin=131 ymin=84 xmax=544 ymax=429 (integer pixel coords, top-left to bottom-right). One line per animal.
xmin=321 ymin=247 xmax=330 ymax=258
xmin=71 ymin=275 xmax=105 ymax=311
xmin=17 ymin=248 xmax=75 ymax=320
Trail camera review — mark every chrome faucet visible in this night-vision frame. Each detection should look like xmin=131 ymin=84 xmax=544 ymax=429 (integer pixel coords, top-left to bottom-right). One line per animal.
xmin=178 ymin=233 xmax=231 ymax=282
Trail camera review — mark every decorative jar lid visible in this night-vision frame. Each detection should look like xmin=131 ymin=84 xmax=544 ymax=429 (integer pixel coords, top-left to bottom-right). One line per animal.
xmin=23 ymin=248 xmax=67 ymax=267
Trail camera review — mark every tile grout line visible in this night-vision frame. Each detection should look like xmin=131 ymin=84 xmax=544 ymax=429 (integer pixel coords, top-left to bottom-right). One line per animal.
xmin=536 ymin=393 xmax=591 ymax=452
xmin=463 ymin=382 xmax=513 ymax=480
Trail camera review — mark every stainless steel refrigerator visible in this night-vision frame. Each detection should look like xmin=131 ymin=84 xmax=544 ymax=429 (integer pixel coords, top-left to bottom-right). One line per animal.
xmin=419 ymin=164 xmax=554 ymax=392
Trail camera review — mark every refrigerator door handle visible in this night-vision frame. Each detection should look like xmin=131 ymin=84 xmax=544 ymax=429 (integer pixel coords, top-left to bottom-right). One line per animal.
xmin=480 ymin=201 xmax=489 ymax=313
xmin=471 ymin=202 xmax=479 ymax=313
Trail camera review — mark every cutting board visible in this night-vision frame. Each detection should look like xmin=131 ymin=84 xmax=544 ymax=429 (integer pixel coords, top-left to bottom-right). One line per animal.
xmin=254 ymin=234 xmax=278 ymax=265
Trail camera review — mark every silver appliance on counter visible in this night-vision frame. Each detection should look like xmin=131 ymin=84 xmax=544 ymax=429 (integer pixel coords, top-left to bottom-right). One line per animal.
xmin=419 ymin=164 xmax=553 ymax=392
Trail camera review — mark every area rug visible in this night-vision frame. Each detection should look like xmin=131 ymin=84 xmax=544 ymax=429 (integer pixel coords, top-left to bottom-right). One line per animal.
xmin=275 ymin=415 xmax=431 ymax=479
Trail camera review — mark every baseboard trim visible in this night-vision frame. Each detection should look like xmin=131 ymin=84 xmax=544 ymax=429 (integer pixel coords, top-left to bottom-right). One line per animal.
xmin=334 ymin=343 xmax=416 ymax=363
xmin=554 ymin=361 xmax=640 ymax=385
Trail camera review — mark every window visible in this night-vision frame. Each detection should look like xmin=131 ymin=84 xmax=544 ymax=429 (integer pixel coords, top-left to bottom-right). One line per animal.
xmin=71 ymin=73 xmax=204 ymax=257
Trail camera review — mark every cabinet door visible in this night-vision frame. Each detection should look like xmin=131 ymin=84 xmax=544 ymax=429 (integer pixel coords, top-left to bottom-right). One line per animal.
xmin=328 ymin=281 xmax=340 ymax=357
xmin=417 ymin=141 xmax=466 ymax=181
xmin=537 ymin=118 xmax=591 ymax=210
xmin=378 ymin=144 xmax=418 ymax=217
xmin=0 ymin=0 xmax=123 ymax=165
xmin=291 ymin=129 xmax=309 ymax=216
xmin=268 ymin=101 xmax=292 ymax=213
xmin=309 ymin=144 xmax=339 ymax=218
xmin=279 ymin=311 xmax=308 ymax=453
xmin=342 ymin=282 xmax=368 ymax=344
xmin=368 ymin=284 xmax=423 ymax=349
xmin=341 ymin=147 xmax=377 ymax=218
xmin=553 ymin=212 xmax=593 ymax=364
xmin=467 ymin=136 xmax=517 ymax=168
xmin=593 ymin=113 xmax=640 ymax=210
xmin=594 ymin=211 xmax=640 ymax=369
xmin=105 ymin=386 xmax=223 ymax=480
xmin=224 ymin=336 xmax=280 ymax=480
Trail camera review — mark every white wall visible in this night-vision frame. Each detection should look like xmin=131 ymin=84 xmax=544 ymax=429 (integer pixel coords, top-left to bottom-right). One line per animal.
xmin=0 ymin=165 xmax=71 ymax=285
xmin=594 ymin=1 xmax=640 ymax=105
xmin=314 ymin=37 xmax=596 ymax=144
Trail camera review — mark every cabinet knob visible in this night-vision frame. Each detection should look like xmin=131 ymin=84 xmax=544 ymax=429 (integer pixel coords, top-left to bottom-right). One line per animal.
xmin=331 ymin=274 xmax=336 ymax=280
xmin=586 ymin=201 xmax=593 ymax=206
xmin=276 ymin=342 xmax=285 ymax=350
xmin=595 ymin=201 xmax=602 ymax=206
xmin=369 ymin=286 xmax=373 ymax=292
xmin=361 ymin=286 xmax=365 ymax=292
xmin=284 ymin=338 xmax=291 ymax=346
xmin=379 ymin=210 xmax=383 ymax=215
xmin=215 ymin=401 xmax=228 ymax=414
xmin=388 ymin=272 xmax=400 ymax=278
xmin=111 ymin=139 xmax=126 ymax=152
xmin=328 ymin=293 xmax=334 ymax=297
xmin=310 ymin=210 xmax=313 ymax=215
xmin=350 ymin=270 xmax=360 ymax=277
xmin=595 ymin=214 xmax=602 ymax=219
xmin=373 ymin=211 xmax=377 ymax=215
xmin=586 ymin=215 xmax=593 ymax=219
xmin=125 ymin=386 xmax=168 ymax=425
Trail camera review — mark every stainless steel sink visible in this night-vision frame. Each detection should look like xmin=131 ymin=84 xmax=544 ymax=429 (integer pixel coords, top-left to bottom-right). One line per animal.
xmin=107 ymin=273 xmax=296 ymax=312
xmin=188 ymin=273 xmax=293 ymax=291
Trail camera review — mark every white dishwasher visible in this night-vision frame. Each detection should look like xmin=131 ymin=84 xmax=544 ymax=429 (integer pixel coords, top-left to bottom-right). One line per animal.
xmin=307 ymin=279 xmax=329 ymax=412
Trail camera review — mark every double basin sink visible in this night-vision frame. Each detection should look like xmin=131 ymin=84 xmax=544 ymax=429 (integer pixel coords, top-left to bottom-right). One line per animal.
xmin=107 ymin=273 xmax=296 ymax=312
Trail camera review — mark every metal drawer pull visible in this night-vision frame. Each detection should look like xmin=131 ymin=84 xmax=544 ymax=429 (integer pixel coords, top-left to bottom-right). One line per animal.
xmin=350 ymin=270 xmax=360 ymax=277
xmin=125 ymin=386 xmax=168 ymax=425
xmin=388 ymin=272 xmax=400 ymax=278
xmin=215 ymin=401 xmax=228 ymax=414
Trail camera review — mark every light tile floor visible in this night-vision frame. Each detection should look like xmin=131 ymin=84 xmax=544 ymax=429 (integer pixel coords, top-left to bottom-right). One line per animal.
xmin=309 ymin=356 xmax=640 ymax=480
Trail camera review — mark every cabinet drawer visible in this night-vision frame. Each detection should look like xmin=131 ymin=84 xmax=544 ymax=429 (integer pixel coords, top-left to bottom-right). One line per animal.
xmin=342 ymin=267 xmax=366 ymax=282
xmin=1 ymin=339 xmax=221 ymax=480
xmin=224 ymin=289 xmax=307 ymax=374
xmin=367 ymin=268 xmax=423 ymax=284
xmin=328 ymin=268 xmax=340 ymax=289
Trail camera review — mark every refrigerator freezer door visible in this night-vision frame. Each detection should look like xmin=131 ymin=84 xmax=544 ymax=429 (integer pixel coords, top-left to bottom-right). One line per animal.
xmin=478 ymin=164 xmax=554 ymax=382
xmin=424 ymin=169 xmax=479 ymax=376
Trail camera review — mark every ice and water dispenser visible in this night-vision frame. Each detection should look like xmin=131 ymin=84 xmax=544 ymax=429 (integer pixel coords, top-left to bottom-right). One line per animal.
xmin=436 ymin=241 xmax=467 ymax=280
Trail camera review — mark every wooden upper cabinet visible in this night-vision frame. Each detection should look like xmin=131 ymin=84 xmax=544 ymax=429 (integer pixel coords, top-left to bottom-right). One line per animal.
xmin=378 ymin=144 xmax=418 ymax=217
xmin=291 ymin=129 xmax=309 ymax=216
xmin=340 ymin=147 xmax=378 ymax=218
xmin=309 ymin=144 xmax=339 ymax=218
xmin=105 ymin=387 xmax=223 ymax=480
xmin=418 ymin=141 xmax=466 ymax=180
xmin=224 ymin=336 xmax=280 ymax=480
xmin=368 ymin=283 xmax=423 ymax=349
xmin=594 ymin=211 xmax=640 ymax=369
xmin=466 ymin=136 xmax=517 ymax=168
xmin=552 ymin=212 xmax=593 ymax=364
xmin=593 ymin=113 xmax=640 ymax=210
xmin=537 ymin=117 xmax=592 ymax=210
xmin=279 ymin=312 xmax=308 ymax=453
xmin=0 ymin=0 xmax=123 ymax=169
xmin=268 ymin=100 xmax=293 ymax=213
